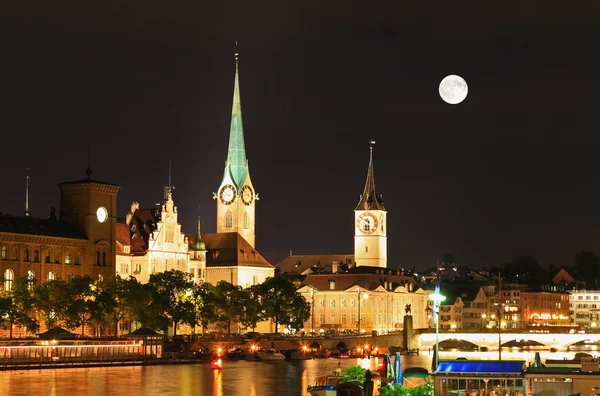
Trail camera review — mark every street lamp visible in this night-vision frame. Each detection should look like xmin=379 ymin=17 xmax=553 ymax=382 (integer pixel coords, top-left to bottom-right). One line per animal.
xmin=310 ymin=288 xmax=315 ymax=334
xmin=481 ymin=313 xmax=487 ymax=329
xmin=357 ymin=288 xmax=368 ymax=335
xmin=428 ymin=285 xmax=446 ymax=373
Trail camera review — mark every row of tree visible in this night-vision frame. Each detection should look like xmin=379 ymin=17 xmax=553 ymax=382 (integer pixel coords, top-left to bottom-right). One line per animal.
xmin=0 ymin=270 xmax=311 ymax=339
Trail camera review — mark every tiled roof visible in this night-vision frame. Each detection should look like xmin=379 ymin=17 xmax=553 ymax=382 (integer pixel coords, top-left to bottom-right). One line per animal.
xmin=0 ymin=215 xmax=87 ymax=240
xmin=300 ymin=272 xmax=417 ymax=292
xmin=277 ymin=254 xmax=355 ymax=275
xmin=115 ymin=208 xmax=159 ymax=255
xmin=186 ymin=232 xmax=274 ymax=269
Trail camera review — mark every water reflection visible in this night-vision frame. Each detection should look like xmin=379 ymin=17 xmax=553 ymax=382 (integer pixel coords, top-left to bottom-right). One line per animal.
xmin=0 ymin=350 xmax=589 ymax=396
xmin=212 ymin=368 xmax=222 ymax=396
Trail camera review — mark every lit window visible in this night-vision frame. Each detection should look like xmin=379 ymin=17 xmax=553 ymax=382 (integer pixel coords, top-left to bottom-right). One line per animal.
xmin=65 ymin=255 xmax=70 ymax=264
xmin=3 ymin=269 xmax=14 ymax=291
xmin=1 ymin=246 xmax=6 ymax=260
xmin=27 ymin=270 xmax=35 ymax=289
xmin=48 ymin=272 xmax=55 ymax=281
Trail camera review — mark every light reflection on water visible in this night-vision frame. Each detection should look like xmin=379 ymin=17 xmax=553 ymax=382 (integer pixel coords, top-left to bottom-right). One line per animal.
xmin=0 ymin=350 xmax=590 ymax=396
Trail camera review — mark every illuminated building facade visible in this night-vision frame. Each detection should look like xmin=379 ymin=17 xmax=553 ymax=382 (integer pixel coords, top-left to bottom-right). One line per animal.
xmin=297 ymin=273 xmax=428 ymax=334
xmin=522 ymin=284 xmax=570 ymax=326
xmin=569 ymin=289 xmax=600 ymax=328
xmin=0 ymin=174 xmax=119 ymax=292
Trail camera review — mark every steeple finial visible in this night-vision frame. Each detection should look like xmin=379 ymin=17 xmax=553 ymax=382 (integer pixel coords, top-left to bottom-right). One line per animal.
xmin=197 ymin=215 xmax=201 ymax=235
xmin=355 ymin=140 xmax=386 ymax=211
xmin=25 ymin=166 xmax=30 ymax=217
xmin=224 ymin=47 xmax=248 ymax=189
xmin=85 ymin=140 xmax=92 ymax=179
xmin=164 ymin=161 xmax=175 ymax=199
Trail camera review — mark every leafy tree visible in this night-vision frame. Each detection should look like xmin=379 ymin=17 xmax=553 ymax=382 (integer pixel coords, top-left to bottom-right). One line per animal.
xmin=32 ymin=279 xmax=70 ymax=329
xmin=0 ymin=277 xmax=39 ymax=338
xmin=64 ymin=276 xmax=98 ymax=336
xmin=239 ymin=285 xmax=262 ymax=331
xmin=96 ymin=275 xmax=139 ymax=336
xmin=148 ymin=270 xmax=195 ymax=336
xmin=257 ymin=276 xmax=311 ymax=333
xmin=212 ymin=281 xmax=246 ymax=334
xmin=194 ymin=282 xmax=219 ymax=334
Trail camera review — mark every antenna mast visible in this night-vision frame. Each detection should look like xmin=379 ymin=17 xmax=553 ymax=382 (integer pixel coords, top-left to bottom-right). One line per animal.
xmin=25 ymin=167 xmax=30 ymax=217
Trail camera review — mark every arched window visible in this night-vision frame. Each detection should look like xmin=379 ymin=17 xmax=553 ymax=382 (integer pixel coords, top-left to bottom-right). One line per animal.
xmin=24 ymin=248 xmax=30 ymax=262
xmin=96 ymin=251 xmax=101 ymax=266
xmin=225 ymin=212 xmax=233 ymax=228
xmin=1 ymin=246 xmax=6 ymax=260
xmin=27 ymin=270 xmax=35 ymax=289
xmin=34 ymin=250 xmax=39 ymax=262
xmin=102 ymin=252 xmax=106 ymax=266
xmin=165 ymin=259 xmax=171 ymax=270
xmin=48 ymin=272 xmax=55 ymax=281
xmin=3 ymin=269 xmax=14 ymax=291
xmin=243 ymin=213 xmax=249 ymax=229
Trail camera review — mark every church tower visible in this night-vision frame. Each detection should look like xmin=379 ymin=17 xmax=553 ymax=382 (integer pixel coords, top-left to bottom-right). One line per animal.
xmin=214 ymin=53 xmax=258 ymax=247
xmin=354 ymin=141 xmax=387 ymax=268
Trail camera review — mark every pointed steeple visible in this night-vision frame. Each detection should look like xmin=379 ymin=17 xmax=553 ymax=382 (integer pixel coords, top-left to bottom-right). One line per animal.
xmin=355 ymin=141 xmax=386 ymax=211
xmin=193 ymin=216 xmax=206 ymax=251
xmin=225 ymin=50 xmax=248 ymax=189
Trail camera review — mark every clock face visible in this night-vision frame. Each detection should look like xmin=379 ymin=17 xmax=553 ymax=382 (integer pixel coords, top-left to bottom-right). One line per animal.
xmin=96 ymin=207 xmax=108 ymax=223
xmin=241 ymin=185 xmax=254 ymax=205
xmin=356 ymin=212 xmax=378 ymax=235
xmin=219 ymin=184 xmax=236 ymax=205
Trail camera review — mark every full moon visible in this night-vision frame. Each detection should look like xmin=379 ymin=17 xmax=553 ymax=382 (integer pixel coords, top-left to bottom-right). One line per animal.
xmin=439 ymin=75 xmax=468 ymax=104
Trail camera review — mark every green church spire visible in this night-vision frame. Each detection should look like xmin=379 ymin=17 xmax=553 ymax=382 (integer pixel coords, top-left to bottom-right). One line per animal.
xmin=193 ymin=216 xmax=206 ymax=251
xmin=225 ymin=52 xmax=248 ymax=189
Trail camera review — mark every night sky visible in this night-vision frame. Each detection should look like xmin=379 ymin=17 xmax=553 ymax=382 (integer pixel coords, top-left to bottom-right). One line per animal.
xmin=2 ymin=2 xmax=600 ymax=270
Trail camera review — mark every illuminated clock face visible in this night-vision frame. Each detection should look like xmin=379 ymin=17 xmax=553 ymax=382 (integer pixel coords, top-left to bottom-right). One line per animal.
xmin=219 ymin=184 xmax=236 ymax=205
xmin=241 ymin=185 xmax=254 ymax=206
xmin=96 ymin=207 xmax=108 ymax=223
xmin=356 ymin=212 xmax=378 ymax=234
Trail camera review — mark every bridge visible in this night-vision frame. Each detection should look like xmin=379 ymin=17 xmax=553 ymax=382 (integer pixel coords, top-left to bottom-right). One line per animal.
xmin=417 ymin=330 xmax=600 ymax=350
xmin=188 ymin=329 xmax=600 ymax=353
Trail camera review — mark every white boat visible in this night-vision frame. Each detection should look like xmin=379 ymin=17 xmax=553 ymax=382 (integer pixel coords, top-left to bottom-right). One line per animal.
xmin=307 ymin=375 xmax=345 ymax=396
xmin=256 ymin=349 xmax=286 ymax=361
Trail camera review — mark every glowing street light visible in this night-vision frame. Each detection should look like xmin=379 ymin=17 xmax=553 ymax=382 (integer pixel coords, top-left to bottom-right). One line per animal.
xmin=428 ymin=286 xmax=446 ymax=373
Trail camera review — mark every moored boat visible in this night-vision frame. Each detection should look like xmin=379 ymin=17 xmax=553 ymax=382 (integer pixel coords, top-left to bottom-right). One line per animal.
xmin=255 ymin=349 xmax=286 ymax=361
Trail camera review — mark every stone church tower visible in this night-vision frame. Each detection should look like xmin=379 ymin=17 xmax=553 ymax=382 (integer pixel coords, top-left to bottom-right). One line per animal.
xmin=214 ymin=53 xmax=258 ymax=247
xmin=354 ymin=142 xmax=387 ymax=268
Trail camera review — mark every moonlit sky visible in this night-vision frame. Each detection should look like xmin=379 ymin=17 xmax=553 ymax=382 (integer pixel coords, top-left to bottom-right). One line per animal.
xmin=1 ymin=2 xmax=600 ymax=269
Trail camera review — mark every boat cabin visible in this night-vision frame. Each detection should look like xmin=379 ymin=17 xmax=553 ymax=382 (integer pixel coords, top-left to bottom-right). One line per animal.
xmin=434 ymin=360 xmax=525 ymax=396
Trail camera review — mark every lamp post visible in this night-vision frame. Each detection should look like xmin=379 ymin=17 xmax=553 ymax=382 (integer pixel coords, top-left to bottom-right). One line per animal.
xmin=310 ymin=288 xmax=315 ymax=334
xmin=428 ymin=286 xmax=446 ymax=372
xmin=357 ymin=288 xmax=369 ymax=335
xmin=357 ymin=288 xmax=362 ymax=334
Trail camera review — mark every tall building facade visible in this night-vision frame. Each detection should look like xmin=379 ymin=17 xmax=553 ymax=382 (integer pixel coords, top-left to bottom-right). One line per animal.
xmin=214 ymin=54 xmax=257 ymax=248
xmin=354 ymin=143 xmax=387 ymax=268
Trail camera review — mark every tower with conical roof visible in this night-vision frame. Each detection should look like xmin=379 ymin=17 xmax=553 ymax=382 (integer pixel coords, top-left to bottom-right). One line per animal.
xmin=214 ymin=52 xmax=258 ymax=247
xmin=354 ymin=141 xmax=387 ymax=268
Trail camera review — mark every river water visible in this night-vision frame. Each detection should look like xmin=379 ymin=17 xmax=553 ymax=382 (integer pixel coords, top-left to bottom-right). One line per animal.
xmin=0 ymin=350 xmax=584 ymax=396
